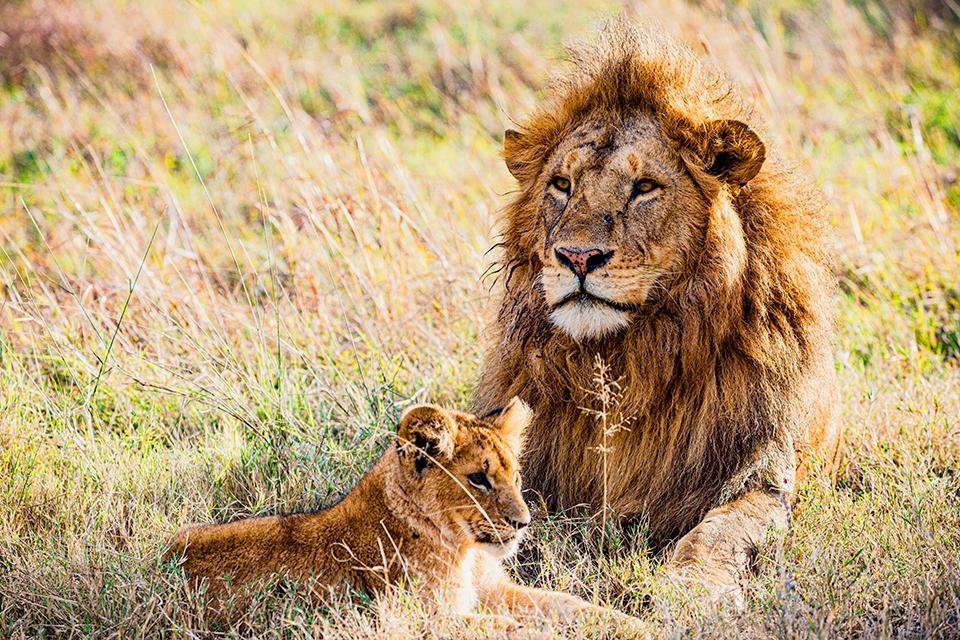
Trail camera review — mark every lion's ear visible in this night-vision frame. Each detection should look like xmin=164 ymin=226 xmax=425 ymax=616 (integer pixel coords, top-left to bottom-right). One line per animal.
xmin=503 ymin=129 xmax=528 ymax=181
xmin=699 ymin=120 xmax=765 ymax=186
xmin=397 ymin=405 xmax=458 ymax=475
xmin=495 ymin=396 xmax=532 ymax=453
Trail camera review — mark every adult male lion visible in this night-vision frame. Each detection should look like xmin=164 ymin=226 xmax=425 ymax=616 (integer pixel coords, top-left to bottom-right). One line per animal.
xmin=475 ymin=24 xmax=841 ymax=596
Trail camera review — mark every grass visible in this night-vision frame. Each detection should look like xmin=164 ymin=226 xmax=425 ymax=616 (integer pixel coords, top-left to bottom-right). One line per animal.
xmin=1 ymin=0 xmax=959 ymax=637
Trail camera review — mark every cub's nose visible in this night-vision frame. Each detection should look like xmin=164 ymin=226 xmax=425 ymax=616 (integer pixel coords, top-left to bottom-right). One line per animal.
xmin=505 ymin=514 xmax=531 ymax=530
xmin=554 ymin=246 xmax=614 ymax=278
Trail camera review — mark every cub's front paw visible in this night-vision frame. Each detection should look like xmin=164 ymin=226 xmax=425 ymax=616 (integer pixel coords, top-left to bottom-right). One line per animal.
xmin=664 ymin=562 xmax=745 ymax=612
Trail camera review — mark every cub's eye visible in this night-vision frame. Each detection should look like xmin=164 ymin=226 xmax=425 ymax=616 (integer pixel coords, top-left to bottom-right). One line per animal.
xmin=631 ymin=179 xmax=660 ymax=199
xmin=549 ymin=176 xmax=571 ymax=194
xmin=467 ymin=472 xmax=492 ymax=492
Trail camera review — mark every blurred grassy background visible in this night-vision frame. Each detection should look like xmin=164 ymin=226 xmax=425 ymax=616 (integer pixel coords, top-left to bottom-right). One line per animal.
xmin=1 ymin=0 xmax=958 ymax=637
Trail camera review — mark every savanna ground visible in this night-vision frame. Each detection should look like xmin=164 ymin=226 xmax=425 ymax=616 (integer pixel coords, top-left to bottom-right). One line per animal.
xmin=1 ymin=0 xmax=959 ymax=637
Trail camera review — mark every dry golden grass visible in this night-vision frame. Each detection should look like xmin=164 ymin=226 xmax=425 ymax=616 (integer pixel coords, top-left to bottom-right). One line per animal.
xmin=1 ymin=0 xmax=958 ymax=637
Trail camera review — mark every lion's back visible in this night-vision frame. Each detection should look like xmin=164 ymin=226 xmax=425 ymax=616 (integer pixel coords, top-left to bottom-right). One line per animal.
xmin=164 ymin=516 xmax=292 ymax=589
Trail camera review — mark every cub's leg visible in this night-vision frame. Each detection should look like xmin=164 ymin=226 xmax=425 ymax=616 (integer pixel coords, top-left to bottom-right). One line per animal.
xmin=459 ymin=612 xmax=523 ymax=637
xmin=474 ymin=557 xmax=650 ymax=636
xmin=666 ymin=489 xmax=790 ymax=606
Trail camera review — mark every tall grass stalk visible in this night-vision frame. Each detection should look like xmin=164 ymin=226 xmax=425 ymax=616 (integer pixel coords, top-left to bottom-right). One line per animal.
xmin=580 ymin=355 xmax=633 ymax=540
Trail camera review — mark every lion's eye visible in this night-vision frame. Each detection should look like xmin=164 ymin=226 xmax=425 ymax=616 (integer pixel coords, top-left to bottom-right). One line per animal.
xmin=467 ymin=472 xmax=492 ymax=492
xmin=549 ymin=176 xmax=571 ymax=194
xmin=630 ymin=179 xmax=660 ymax=199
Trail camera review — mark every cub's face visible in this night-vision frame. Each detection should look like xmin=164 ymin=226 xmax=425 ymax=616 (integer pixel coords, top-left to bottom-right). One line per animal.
xmin=396 ymin=398 xmax=531 ymax=557
xmin=504 ymin=114 xmax=765 ymax=341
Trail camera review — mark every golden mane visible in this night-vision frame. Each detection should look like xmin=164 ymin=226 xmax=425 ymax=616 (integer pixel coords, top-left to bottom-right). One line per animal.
xmin=504 ymin=23 xmax=750 ymax=178
xmin=476 ymin=21 xmax=839 ymax=543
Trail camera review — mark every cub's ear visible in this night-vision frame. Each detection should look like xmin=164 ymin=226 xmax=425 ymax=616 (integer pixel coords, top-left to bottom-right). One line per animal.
xmin=397 ymin=405 xmax=458 ymax=475
xmin=699 ymin=120 xmax=765 ymax=186
xmin=496 ymin=396 xmax=532 ymax=453
xmin=503 ymin=129 xmax=528 ymax=181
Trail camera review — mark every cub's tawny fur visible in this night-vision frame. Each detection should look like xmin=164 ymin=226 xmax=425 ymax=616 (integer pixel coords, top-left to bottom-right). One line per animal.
xmin=476 ymin=20 xmax=841 ymax=599
xmin=166 ymin=399 xmax=644 ymax=633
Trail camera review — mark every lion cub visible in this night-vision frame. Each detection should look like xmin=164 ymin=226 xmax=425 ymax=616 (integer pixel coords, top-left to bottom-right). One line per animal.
xmin=166 ymin=398 xmax=643 ymax=632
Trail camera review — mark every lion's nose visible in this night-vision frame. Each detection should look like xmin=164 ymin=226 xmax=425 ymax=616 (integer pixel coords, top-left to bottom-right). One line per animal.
xmin=554 ymin=246 xmax=614 ymax=278
xmin=505 ymin=513 xmax=531 ymax=530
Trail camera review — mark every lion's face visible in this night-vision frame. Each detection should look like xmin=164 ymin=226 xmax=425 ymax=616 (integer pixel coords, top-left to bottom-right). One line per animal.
xmin=396 ymin=398 xmax=531 ymax=557
xmin=505 ymin=113 xmax=764 ymax=342
xmin=533 ymin=116 xmax=707 ymax=340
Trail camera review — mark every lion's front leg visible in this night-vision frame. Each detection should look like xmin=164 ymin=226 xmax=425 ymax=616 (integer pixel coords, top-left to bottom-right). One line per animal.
xmin=666 ymin=490 xmax=790 ymax=606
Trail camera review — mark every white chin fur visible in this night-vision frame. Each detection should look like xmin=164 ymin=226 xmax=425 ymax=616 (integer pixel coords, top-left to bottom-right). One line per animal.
xmin=480 ymin=529 xmax=524 ymax=559
xmin=549 ymin=301 xmax=630 ymax=341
